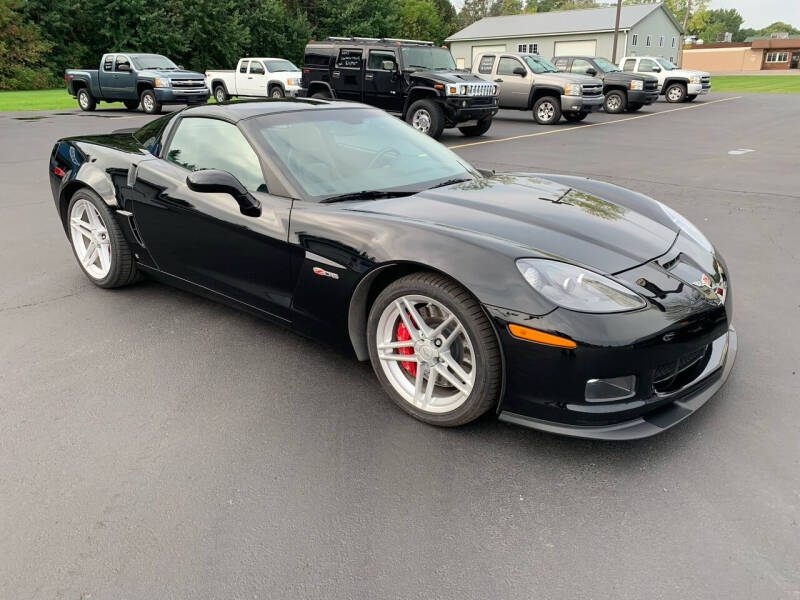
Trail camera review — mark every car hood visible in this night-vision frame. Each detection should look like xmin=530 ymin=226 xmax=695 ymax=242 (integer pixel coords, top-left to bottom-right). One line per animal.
xmin=140 ymin=69 xmax=205 ymax=79
xmin=544 ymin=71 xmax=601 ymax=85
xmin=351 ymin=174 xmax=678 ymax=274
xmin=410 ymin=70 xmax=492 ymax=84
xmin=604 ymin=71 xmax=659 ymax=82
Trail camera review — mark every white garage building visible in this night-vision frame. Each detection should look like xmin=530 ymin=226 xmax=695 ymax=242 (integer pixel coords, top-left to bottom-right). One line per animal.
xmin=446 ymin=3 xmax=682 ymax=69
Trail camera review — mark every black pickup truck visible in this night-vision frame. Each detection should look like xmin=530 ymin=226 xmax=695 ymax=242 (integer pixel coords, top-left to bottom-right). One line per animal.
xmin=301 ymin=37 xmax=499 ymax=139
xmin=552 ymin=55 xmax=659 ymax=113
xmin=65 ymin=53 xmax=209 ymax=114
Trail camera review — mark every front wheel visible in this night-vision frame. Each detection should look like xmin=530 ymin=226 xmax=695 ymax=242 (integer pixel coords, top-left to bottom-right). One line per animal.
xmin=665 ymin=83 xmax=686 ymax=103
xmin=311 ymin=91 xmax=331 ymax=99
xmin=458 ymin=117 xmax=492 ymax=137
xmin=367 ymin=272 xmax=501 ymax=427
xmin=406 ymin=99 xmax=445 ymax=139
xmin=269 ymin=86 xmax=285 ymax=98
xmin=563 ymin=111 xmax=589 ymax=122
xmin=603 ymin=90 xmax=626 ymax=113
xmin=532 ymin=96 xmax=561 ymax=125
xmin=123 ymin=99 xmax=139 ymax=110
xmin=140 ymin=89 xmax=162 ymax=114
xmin=77 ymin=88 xmax=96 ymax=111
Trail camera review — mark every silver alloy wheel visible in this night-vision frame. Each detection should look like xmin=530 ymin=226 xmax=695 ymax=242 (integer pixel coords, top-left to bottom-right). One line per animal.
xmin=78 ymin=90 xmax=90 ymax=109
xmin=606 ymin=94 xmax=621 ymax=111
xmin=270 ymin=87 xmax=283 ymax=98
xmin=142 ymin=93 xmax=154 ymax=112
xmin=667 ymin=85 xmax=683 ymax=102
xmin=70 ymin=199 xmax=112 ymax=280
xmin=215 ymin=87 xmax=226 ymax=103
xmin=537 ymin=101 xmax=555 ymax=122
xmin=411 ymin=108 xmax=432 ymax=134
xmin=376 ymin=294 xmax=476 ymax=413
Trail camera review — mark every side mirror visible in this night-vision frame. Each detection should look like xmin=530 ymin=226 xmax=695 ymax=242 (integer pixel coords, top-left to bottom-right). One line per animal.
xmin=178 ymin=65 xmax=184 ymax=70
xmin=186 ymin=169 xmax=262 ymax=217
xmin=652 ymin=66 xmax=661 ymax=72
xmin=381 ymin=60 xmax=395 ymax=71
xmin=513 ymin=66 xmax=527 ymax=76
xmin=117 ymin=63 xmax=130 ymax=72
xmin=586 ymin=67 xmax=597 ymax=76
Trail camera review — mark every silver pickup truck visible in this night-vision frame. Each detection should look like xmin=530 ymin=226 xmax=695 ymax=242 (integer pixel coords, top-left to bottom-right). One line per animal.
xmin=472 ymin=52 xmax=603 ymax=124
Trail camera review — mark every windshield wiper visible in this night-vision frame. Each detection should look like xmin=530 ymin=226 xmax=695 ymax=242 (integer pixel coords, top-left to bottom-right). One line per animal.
xmin=428 ymin=177 xmax=473 ymax=189
xmin=321 ymin=189 xmax=417 ymax=203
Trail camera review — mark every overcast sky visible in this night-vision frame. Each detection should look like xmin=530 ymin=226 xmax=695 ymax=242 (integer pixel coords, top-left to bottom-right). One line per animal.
xmin=710 ymin=0 xmax=800 ymax=29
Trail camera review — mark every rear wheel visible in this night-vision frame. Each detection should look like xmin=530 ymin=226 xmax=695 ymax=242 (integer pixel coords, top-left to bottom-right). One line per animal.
xmin=532 ymin=95 xmax=561 ymax=125
xmin=665 ymin=82 xmax=686 ymax=103
xmin=213 ymin=85 xmax=228 ymax=103
xmin=603 ymin=90 xmax=626 ymax=113
xmin=140 ymin=89 xmax=162 ymax=114
xmin=627 ymin=102 xmax=643 ymax=111
xmin=77 ymin=88 xmax=96 ymax=111
xmin=367 ymin=272 xmax=501 ymax=427
xmin=269 ymin=86 xmax=285 ymax=98
xmin=123 ymin=99 xmax=139 ymax=110
xmin=564 ymin=111 xmax=589 ymax=122
xmin=458 ymin=116 xmax=492 ymax=137
xmin=406 ymin=99 xmax=445 ymax=139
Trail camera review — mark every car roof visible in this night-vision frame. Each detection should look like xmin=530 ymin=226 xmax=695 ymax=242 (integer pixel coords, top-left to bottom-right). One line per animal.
xmin=553 ymin=55 xmax=598 ymax=60
xmin=181 ymin=98 xmax=374 ymax=123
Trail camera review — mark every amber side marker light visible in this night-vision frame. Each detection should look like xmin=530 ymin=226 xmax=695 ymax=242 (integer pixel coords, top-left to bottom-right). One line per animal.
xmin=508 ymin=324 xmax=577 ymax=349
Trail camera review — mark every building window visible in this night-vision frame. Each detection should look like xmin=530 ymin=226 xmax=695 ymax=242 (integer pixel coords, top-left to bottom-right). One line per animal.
xmin=632 ymin=34 xmax=638 ymax=46
xmin=765 ymin=51 xmax=789 ymax=62
xmin=672 ymin=36 xmax=676 ymax=47
xmin=646 ymin=35 xmax=651 ymax=47
xmin=670 ymin=56 xmax=674 ymax=62
xmin=517 ymin=43 xmax=538 ymax=54
xmin=659 ymin=35 xmax=664 ymax=47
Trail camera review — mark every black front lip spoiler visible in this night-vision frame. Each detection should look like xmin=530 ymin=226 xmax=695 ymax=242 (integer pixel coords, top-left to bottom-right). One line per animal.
xmin=498 ymin=327 xmax=737 ymax=440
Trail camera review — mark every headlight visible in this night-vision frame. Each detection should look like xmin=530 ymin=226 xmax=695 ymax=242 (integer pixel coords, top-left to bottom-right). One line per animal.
xmin=287 ymin=77 xmax=300 ymax=86
xmin=492 ymin=84 xmax=498 ymax=94
xmin=658 ymin=202 xmax=714 ymax=252
xmin=688 ymin=75 xmax=699 ymax=84
xmin=154 ymin=77 xmax=171 ymax=88
xmin=564 ymin=83 xmax=582 ymax=96
xmin=630 ymin=79 xmax=643 ymax=90
xmin=516 ymin=259 xmax=646 ymax=313
xmin=460 ymin=84 xmax=467 ymax=95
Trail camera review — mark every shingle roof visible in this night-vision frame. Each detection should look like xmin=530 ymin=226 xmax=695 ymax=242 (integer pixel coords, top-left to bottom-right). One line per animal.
xmin=446 ymin=3 xmax=677 ymax=42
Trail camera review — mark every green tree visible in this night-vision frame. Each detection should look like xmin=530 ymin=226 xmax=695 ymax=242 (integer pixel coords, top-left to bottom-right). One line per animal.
xmin=0 ymin=0 xmax=54 ymax=89
xmin=241 ymin=0 xmax=312 ymax=65
xmin=395 ymin=0 xmax=445 ymax=43
xmin=688 ymin=7 xmax=743 ymax=42
xmin=489 ymin=0 xmax=523 ymax=17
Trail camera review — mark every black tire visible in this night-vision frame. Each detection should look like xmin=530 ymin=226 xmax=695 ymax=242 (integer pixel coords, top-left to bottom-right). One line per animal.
xmin=66 ymin=188 xmax=140 ymax=289
xmin=532 ymin=95 xmax=562 ymax=125
xmin=77 ymin=88 xmax=96 ymax=111
xmin=140 ymin=88 xmax=162 ymax=114
xmin=213 ymin=85 xmax=228 ymax=103
xmin=665 ymin=82 xmax=686 ymax=103
xmin=367 ymin=272 xmax=502 ymax=427
xmin=269 ymin=85 xmax=285 ymax=98
xmin=563 ymin=111 xmax=589 ymax=122
xmin=311 ymin=91 xmax=331 ymax=99
xmin=603 ymin=90 xmax=627 ymax=114
xmin=458 ymin=116 xmax=492 ymax=137
xmin=686 ymin=94 xmax=697 ymax=102
xmin=405 ymin=98 xmax=445 ymax=139
xmin=123 ymin=99 xmax=139 ymax=110
xmin=627 ymin=102 xmax=643 ymax=112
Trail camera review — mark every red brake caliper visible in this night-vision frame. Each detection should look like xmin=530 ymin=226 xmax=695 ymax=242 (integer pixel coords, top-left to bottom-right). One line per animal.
xmin=396 ymin=320 xmax=417 ymax=377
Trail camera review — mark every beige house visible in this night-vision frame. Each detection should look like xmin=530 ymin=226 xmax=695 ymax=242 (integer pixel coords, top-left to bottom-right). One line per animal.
xmin=683 ymin=37 xmax=800 ymax=72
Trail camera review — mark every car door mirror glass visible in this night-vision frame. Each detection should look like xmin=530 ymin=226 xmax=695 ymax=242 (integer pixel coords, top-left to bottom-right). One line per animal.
xmin=117 ymin=63 xmax=130 ymax=72
xmin=652 ymin=66 xmax=661 ymax=72
xmin=186 ymin=169 xmax=262 ymax=217
xmin=381 ymin=60 xmax=395 ymax=71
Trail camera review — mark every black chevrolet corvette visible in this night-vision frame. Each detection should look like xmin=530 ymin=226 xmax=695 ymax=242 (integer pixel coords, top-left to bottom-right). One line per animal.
xmin=49 ymin=99 xmax=736 ymax=439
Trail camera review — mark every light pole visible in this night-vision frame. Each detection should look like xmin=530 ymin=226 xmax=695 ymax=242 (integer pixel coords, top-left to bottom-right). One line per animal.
xmin=611 ymin=0 xmax=623 ymax=63
xmin=678 ymin=0 xmax=691 ymax=66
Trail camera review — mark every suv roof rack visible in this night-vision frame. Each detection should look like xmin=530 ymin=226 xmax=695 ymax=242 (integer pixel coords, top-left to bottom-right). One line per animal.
xmin=323 ymin=37 xmax=434 ymax=46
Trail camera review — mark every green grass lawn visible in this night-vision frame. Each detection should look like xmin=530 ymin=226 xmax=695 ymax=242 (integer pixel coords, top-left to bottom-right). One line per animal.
xmin=0 ymin=88 xmax=123 ymax=111
xmin=712 ymin=75 xmax=800 ymax=93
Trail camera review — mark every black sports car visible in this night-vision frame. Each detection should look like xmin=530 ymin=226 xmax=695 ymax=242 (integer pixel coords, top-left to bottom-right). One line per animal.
xmin=49 ymin=99 xmax=736 ymax=439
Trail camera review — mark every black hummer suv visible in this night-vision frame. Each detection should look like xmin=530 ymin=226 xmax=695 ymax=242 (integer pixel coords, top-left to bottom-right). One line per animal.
xmin=301 ymin=37 xmax=499 ymax=139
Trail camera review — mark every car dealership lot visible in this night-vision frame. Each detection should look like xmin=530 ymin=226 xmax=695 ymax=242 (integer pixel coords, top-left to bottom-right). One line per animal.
xmin=1 ymin=94 xmax=798 ymax=598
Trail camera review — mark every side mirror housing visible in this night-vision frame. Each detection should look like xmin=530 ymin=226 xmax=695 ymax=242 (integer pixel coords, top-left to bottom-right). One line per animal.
xmin=117 ymin=63 xmax=130 ymax=72
xmin=586 ymin=67 xmax=597 ymax=76
xmin=513 ymin=66 xmax=527 ymax=76
xmin=652 ymin=66 xmax=661 ymax=73
xmin=186 ymin=169 xmax=262 ymax=217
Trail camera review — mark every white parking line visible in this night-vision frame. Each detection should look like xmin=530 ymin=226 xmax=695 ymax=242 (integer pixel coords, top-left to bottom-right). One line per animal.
xmin=447 ymin=96 xmax=743 ymax=150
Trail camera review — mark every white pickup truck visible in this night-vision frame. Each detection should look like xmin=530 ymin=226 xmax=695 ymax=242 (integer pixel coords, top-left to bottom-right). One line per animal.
xmin=205 ymin=58 xmax=302 ymax=103
xmin=619 ymin=56 xmax=710 ymax=103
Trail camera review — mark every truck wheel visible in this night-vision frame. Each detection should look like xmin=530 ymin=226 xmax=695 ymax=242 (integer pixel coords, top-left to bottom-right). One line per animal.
xmin=123 ymin=100 xmax=139 ymax=111
xmin=532 ymin=96 xmax=561 ymax=125
xmin=213 ymin=85 xmax=228 ymax=103
xmin=685 ymin=94 xmax=697 ymax=102
xmin=311 ymin=91 xmax=331 ymax=99
xmin=77 ymin=88 xmax=96 ymax=112
xmin=140 ymin=89 xmax=162 ymax=114
xmin=627 ymin=102 xmax=643 ymax=112
xmin=269 ymin=86 xmax=285 ymax=98
xmin=603 ymin=90 xmax=626 ymax=113
xmin=665 ymin=83 xmax=686 ymax=103
xmin=458 ymin=117 xmax=492 ymax=137
xmin=406 ymin=99 xmax=445 ymax=139
xmin=563 ymin=111 xmax=589 ymax=122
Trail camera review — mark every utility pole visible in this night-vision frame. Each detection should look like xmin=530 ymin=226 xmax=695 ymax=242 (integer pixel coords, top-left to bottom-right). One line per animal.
xmin=611 ymin=0 xmax=623 ymax=63
xmin=678 ymin=0 xmax=691 ymax=66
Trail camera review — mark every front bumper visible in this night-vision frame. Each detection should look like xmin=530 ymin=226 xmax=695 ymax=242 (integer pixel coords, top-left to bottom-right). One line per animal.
xmin=284 ymin=85 xmax=302 ymax=97
xmin=154 ymin=87 xmax=210 ymax=104
xmin=443 ymin=96 xmax=499 ymax=125
xmin=629 ymin=89 xmax=659 ymax=105
xmin=687 ymin=82 xmax=705 ymax=96
xmin=561 ymin=94 xmax=603 ymax=113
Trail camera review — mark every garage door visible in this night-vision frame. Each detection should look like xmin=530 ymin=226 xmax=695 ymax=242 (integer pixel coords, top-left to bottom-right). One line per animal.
xmin=553 ymin=40 xmax=597 ymax=57
xmin=471 ymin=45 xmax=506 ymax=67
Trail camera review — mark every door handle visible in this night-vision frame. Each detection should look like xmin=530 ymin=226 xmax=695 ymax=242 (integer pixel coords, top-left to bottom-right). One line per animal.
xmin=494 ymin=78 xmax=503 ymax=82
xmin=365 ymin=73 xmax=374 ymax=80
xmin=247 ymin=76 xmax=253 ymax=79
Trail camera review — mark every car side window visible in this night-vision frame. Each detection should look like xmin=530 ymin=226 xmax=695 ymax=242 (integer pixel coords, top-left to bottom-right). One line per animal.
xmin=239 ymin=60 xmax=249 ymax=74
xmin=336 ymin=49 xmax=362 ymax=69
xmin=367 ymin=50 xmax=396 ymax=70
xmin=103 ymin=56 xmax=114 ymax=72
xmin=165 ymin=118 xmax=266 ymax=193
xmin=639 ymin=58 xmax=658 ymax=72
xmin=497 ymin=57 xmax=524 ymax=76
xmin=622 ymin=59 xmax=636 ymax=72
xmin=552 ymin=57 xmax=569 ymax=71
xmin=115 ymin=56 xmax=130 ymax=72
xmin=570 ymin=58 xmax=593 ymax=74
xmin=250 ymin=61 xmax=265 ymax=75
xmin=478 ymin=55 xmax=495 ymax=74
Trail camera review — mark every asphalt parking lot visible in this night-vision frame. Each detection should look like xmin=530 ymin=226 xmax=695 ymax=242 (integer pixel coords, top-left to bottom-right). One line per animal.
xmin=1 ymin=93 xmax=799 ymax=599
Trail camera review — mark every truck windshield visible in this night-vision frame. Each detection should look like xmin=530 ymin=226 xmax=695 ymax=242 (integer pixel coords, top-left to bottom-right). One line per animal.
xmin=131 ymin=55 xmax=179 ymax=70
xmin=594 ymin=58 xmax=621 ymax=72
xmin=523 ymin=55 xmax=559 ymax=74
xmin=248 ymin=108 xmax=476 ymax=201
xmin=264 ymin=59 xmax=298 ymax=72
xmin=656 ymin=58 xmax=678 ymax=70
xmin=399 ymin=47 xmax=456 ymax=71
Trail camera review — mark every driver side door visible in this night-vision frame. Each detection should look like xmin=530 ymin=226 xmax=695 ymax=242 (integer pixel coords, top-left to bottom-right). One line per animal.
xmin=243 ymin=60 xmax=267 ymax=96
xmin=130 ymin=116 xmax=294 ymax=321
xmin=495 ymin=56 xmax=529 ymax=108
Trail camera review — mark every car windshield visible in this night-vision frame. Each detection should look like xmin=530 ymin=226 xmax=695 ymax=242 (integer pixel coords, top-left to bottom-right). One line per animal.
xmin=264 ymin=59 xmax=298 ymax=72
xmin=399 ymin=47 xmax=456 ymax=70
xmin=131 ymin=54 xmax=179 ymax=70
xmin=247 ymin=108 xmax=476 ymax=201
xmin=523 ymin=55 xmax=559 ymax=74
xmin=657 ymin=58 xmax=678 ymax=70
xmin=594 ymin=57 xmax=621 ymax=72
